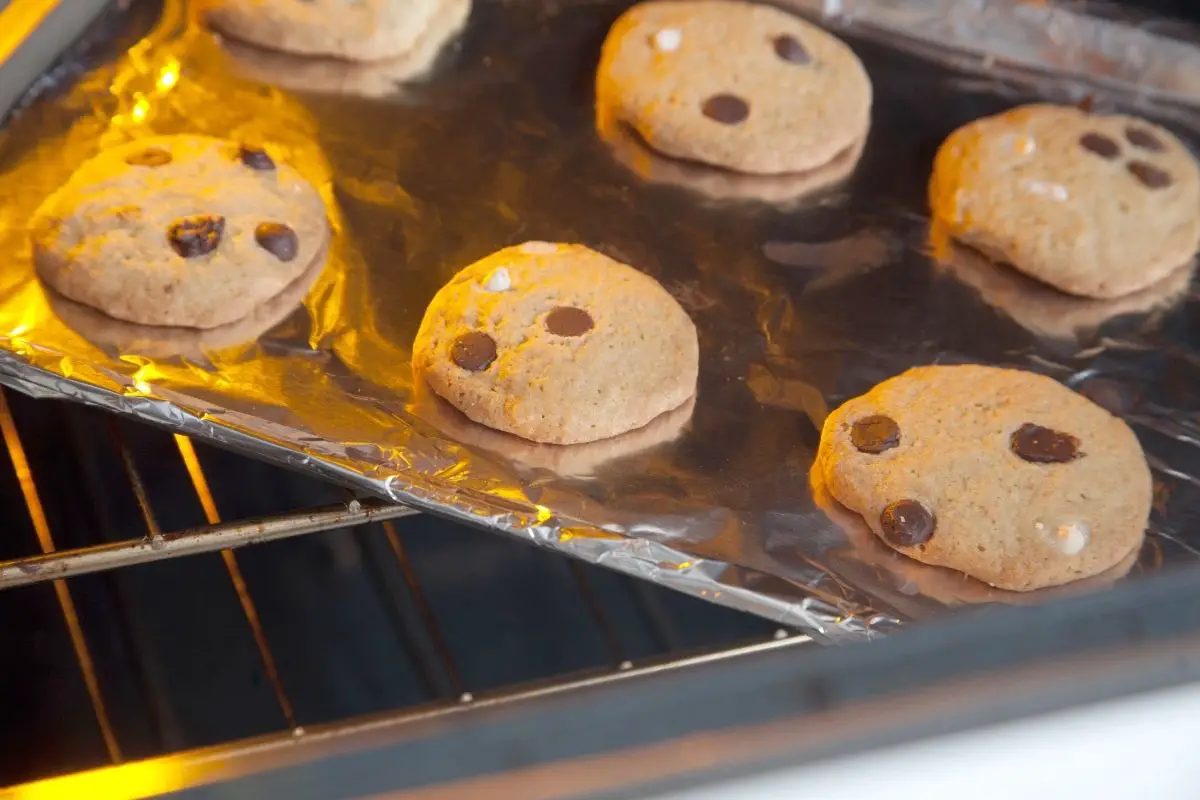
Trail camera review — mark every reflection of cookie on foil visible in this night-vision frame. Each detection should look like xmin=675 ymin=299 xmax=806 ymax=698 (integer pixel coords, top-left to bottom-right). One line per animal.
xmin=596 ymin=114 xmax=863 ymax=205
xmin=811 ymin=468 xmax=1138 ymax=607
xmin=936 ymin=241 xmax=1194 ymax=341
xmin=47 ymin=243 xmax=326 ymax=361
xmin=215 ymin=0 xmax=470 ymax=99
xmin=413 ymin=381 xmax=695 ymax=478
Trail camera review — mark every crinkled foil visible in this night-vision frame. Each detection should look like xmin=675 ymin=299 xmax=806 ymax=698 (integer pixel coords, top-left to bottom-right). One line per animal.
xmin=0 ymin=0 xmax=1198 ymax=642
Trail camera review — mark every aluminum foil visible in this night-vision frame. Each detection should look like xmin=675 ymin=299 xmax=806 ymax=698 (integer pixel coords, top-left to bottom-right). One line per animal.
xmin=1 ymin=0 xmax=1199 ymax=643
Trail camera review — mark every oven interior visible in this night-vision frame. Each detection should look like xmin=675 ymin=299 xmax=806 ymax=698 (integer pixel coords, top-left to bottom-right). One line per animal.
xmin=5 ymin=0 xmax=1200 ymax=792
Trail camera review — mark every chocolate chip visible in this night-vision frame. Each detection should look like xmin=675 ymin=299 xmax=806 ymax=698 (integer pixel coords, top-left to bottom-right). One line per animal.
xmin=849 ymin=415 xmax=900 ymax=454
xmin=1076 ymin=95 xmax=1096 ymax=114
xmin=544 ymin=306 xmax=594 ymax=337
xmin=1078 ymin=132 xmax=1120 ymax=160
xmin=239 ymin=145 xmax=275 ymax=170
xmin=702 ymin=94 xmax=749 ymax=125
xmin=880 ymin=500 xmax=935 ymax=547
xmin=167 ymin=215 xmax=224 ymax=258
xmin=1125 ymin=126 xmax=1164 ymax=152
xmin=1127 ymin=160 xmax=1172 ymax=189
xmin=451 ymin=332 xmax=497 ymax=371
xmin=1010 ymin=423 xmax=1081 ymax=464
xmin=126 ymin=147 xmax=172 ymax=167
xmin=255 ymin=222 xmax=299 ymax=262
xmin=772 ymin=35 xmax=810 ymax=64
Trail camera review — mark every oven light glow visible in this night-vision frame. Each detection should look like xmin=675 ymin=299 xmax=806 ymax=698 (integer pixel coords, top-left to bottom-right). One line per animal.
xmin=9 ymin=759 xmax=197 ymax=800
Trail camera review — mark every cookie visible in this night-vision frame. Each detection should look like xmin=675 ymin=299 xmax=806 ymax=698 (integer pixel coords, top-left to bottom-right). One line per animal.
xmin=811 ymin=467 xmax=1139 ymax=609
xmin=47 ymin=236 xmax=327 ymax=361
xmin=595 ymin=0 xmax=872 ymax=175
xmin=412 ymin=242 xmax=699 ymax=445
xmin=815 ymin=365 xmax=1150 ymax=591
xmin=30 ymin=135 xmax=328 ymax=329
xmin=937 ymin=243 xmax=1194 ymax=342
xmin=598 ymin=114 xmax=863 ymax=204
xmin=217 ymin=0 xmax=469 ymax=97
xmin=204 ymin=0 xmax=446 ymax=62
xmin=413 ymin=381 xmax=695 ymax=477
xmin=929 ymin=103 xmax=1200 ymax=299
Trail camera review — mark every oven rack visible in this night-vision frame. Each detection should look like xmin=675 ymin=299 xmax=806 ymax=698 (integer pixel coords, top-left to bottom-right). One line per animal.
xmin=0 ymin=385 xmax=807 ymax=789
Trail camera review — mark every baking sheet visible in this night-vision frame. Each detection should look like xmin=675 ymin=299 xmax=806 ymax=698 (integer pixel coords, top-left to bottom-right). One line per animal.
xmin=1 ymin=0 xmax=1199 ymax=642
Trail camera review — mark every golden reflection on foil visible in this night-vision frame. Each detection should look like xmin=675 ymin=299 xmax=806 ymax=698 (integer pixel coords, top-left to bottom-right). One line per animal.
xmin=157 ymin=59 xmax=181 ymax=91
xmin=0 ymin=0 xmax=354 ymax=422
xmin=0 ymin=1 xmax=59 ymax=64
xmin=559 ymin=527 xmax=625 ymax=543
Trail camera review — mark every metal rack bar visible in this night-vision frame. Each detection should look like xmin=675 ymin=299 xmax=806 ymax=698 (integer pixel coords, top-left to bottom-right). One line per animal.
xmin=71 ymin=413 xmax=187 ymax=752
xmin=0 ymin=389 xmax=122 ymax=763
xmin=4 ymin=634 xmax=813 ymax=799
xmin=567 ymin=561 xmax=629 ymax=669
xmin=110 ymin=417 xmax=163 ymax=538
xmin=379 ymin=520 xmax=466 ymax=699
xmin=173 ymin=434 xmax=299 ymax=731
xmin=632 ymin=577 xmax=681 ymax=652
xmin=0 ymin=497 xmax=420 ymax=588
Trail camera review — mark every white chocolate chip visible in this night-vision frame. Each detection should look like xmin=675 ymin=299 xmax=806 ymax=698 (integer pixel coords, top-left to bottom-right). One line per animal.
xmin=1014 ymin=135 xmax=1037 ymax=155
xmin=481 ymin=267 xmax=512 ymax=292
xmin=518 ymin=241 xmax=558 ymax=255
xmin=1021 ymin=179 xmax=1069 ymax=201
xmin=952 ymin=189 xmax=970 ymax=223
xmin=653 ymin=28 xmax=682 ymax=52
xmin=1036 ymin=519 xmax=1090 ymax=555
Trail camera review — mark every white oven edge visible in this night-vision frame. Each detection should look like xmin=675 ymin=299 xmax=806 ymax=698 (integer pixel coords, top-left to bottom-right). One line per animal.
xmin=654 ymin=679 xmax=1200 ymax=799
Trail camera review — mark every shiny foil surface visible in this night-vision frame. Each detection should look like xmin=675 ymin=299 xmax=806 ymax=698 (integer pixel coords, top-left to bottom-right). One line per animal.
xmin=1 ymin=0 xmax=1198 ymax=642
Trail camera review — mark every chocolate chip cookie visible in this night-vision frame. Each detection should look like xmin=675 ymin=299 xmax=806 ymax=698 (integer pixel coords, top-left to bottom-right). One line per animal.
xmin=812 ymin=468 xmax=1140 ymax=608
xmin=937 ymin=243 xmax=1194 ymax=342
xmin=205 ymin=0 xmax=450 ymax=62
xmin=30 ymin=135 xmax=328 ymax=329
xmin=413 ymin=242 xmax=699 ymax=445
xmin=815 ymin=365 xmax=1150 ymax=591
xmin=595 ymin=0 xmax=872 ymax=175
xmin=930 ymin=103 xmax=1200 ymax=299
xmin=414 ymin=381 xmax=695 ymax=476
xmin=217 ymin=0 xmax=470 ymax=96
xmin=47 ymin=238 xmax=327 ymax=361
xmin=598 ymin=111 xmax=864 ymax=204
